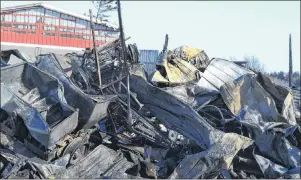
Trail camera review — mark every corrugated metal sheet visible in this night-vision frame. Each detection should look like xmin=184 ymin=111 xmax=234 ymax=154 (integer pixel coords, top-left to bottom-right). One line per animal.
xmin=139 ymin=50 xmax=159 ymax=75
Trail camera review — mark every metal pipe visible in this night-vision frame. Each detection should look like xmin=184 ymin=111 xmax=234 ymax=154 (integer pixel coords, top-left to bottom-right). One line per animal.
xmin=117 ymin=0 xmax=132 ymax=125
xmin=89 ymin=9 xmax=102 ymax=87
xmin=289 ymin=34 xmax=292 ymax=87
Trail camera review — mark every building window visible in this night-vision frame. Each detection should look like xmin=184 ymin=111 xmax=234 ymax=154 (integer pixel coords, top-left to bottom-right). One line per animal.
xmin=87 ymin=21 xmax=91 ymax=29
xmin=54 ymin=18 xmax=59 ymax=26
xmin=15 ymin=10 xmax=24 ymax=14
xmin=99 ymin=31 xmax=105 ymax=36
xmin=61 ymin=13 xmax=75 ymax=21
xmin=12 ymin=29 xmax=26 ymax=34
xmin=60 ymin=34 xmax=73 ymax=38
xmin=43 ymin=32 xmax=56 ymax=36
xmin=83 ymin=35 xmax=90 ymax=40
xmin=60 ymin=28 xmax=67 ymax=32
xmin=74 ymin=35 xmax=84 ymax=39
xmin=24 ymin=15 xmax=29 ymax=24
xmin=44 ymin=17 xmax=52 ymax=25
xmin=27 ymin=8 xmax=37 ymax=15
xmin=68 ymin=15 xmax=75 ymax=27
xmin=37 ymin=8 xmax=43 ymax=16
xmin=17 ymin=24 xmax=25 ymax=29
xmin=60 ymin=19 xmax=67 ymax=27
xmin=83 ymin=29 xmax=90 ymax=35
xmin=45 ymin=9 xmax=53 ymax=17
xmin=0 ymin=22 xmax=12 ymax=27
xmin=44 ymin=26 xmax=56 ymax=31
xmin=52 ymin=11 xmax=60 ymax=26
xmin=52 ymin=11 xmax=60 ymax=18
xmin=44 ymin=10 xmax=61 ymax=26
xmin=76 ymin=19 xmax=86 ymax=28
xmin=28 ymin=15 xmax=37 ymax=23
xmin=96 ymin=36 xmax=103 ymax=41
xmin=36 ymin=17 xmax=43 ymax=23
xmin=75 ymin=28 xmax=83 ymax=34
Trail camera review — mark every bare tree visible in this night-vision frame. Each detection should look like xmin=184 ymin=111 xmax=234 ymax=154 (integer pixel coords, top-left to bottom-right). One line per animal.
xmin=229 ymin=56 xmax=237 ymax=61
xmin=92 ymin=0 xmax=117 ymax=23
xmin=267 ymin=75 xmax=289 ymax=87
xmin=244 ymin=55 xmax=265 ymax=73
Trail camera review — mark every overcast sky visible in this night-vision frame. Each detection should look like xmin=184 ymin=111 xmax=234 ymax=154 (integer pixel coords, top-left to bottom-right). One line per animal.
xmin=1 ymin=1 xmax=300 ymax=72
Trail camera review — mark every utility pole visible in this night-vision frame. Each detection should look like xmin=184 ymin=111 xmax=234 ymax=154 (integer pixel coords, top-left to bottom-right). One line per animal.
xmin=117 ymin=0 xmax=132 ymax=125
xmin=289 ymin=34 xmax=292 ymax=87
xmin=89 ymin=9 xmax=102 ymax=87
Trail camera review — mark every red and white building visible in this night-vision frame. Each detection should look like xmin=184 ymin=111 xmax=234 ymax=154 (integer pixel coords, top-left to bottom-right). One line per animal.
xmin=1 ymin=3 xmax=119 ymax=51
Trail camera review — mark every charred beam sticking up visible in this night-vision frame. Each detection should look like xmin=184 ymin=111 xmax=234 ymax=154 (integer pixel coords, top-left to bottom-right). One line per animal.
xmin=89 ymin=9 xmax=102 ymax=87
xmin=162 ymin=34 xmax=169 ymax=54
xmin=117 ymin=0 xmax=132 ymax=125
xmin=157 ymin=34 xmax=169 ymax=63
xmin=289 ymin=34 xmax=293 ymax=87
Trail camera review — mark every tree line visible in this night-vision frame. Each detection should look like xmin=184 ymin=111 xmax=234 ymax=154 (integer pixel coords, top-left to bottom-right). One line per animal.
xmin=230 ymin=56 xmax=300 ymax=88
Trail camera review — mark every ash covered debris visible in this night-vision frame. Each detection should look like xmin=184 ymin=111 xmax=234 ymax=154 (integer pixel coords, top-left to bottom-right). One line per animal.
xmin=1 ymin=36 xmax=300 ymax=179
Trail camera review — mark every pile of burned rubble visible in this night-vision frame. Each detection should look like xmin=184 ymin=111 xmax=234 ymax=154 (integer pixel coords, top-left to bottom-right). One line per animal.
xmin=0 ymin=38 xmax=300 ymax=179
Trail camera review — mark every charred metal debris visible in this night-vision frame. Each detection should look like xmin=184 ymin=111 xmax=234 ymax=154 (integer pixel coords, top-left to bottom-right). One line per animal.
xmin=0 ymin=37 xmax=300 ymax=179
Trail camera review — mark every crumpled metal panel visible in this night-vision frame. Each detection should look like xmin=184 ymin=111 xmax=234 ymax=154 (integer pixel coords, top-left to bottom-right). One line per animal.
xmin=0 ymin=49 xmax=36 ymax=66
xmin=53 ymin=145 xmax=134 ymax=178
xmin=253 ymin=154 xmax=288 ymax=178
xmin=0 ymin=63 xmax=78 ymax=148
xmin=0 ymin=132 xmax=37 ymax=159
xmin=36 ymin=54 xmax=117 ymax=129
xmin=28 ymin=154 xmax=70 ymax=179
xmin=149 ymin=58 xmax=200 ymax=87
xmin=220 ymin=74 xmax=295 ymax=124
xmin=129 ymin=74 xmax=224 ymax=149
xmin=257 ymin=72 xmax=297 ymax=125
xmin=169 ymin=133 xmax=253 ymax=179
xmin=229 ymin=106 xmax=301 ymax=178
xmin=198 ymin=58 xmax=255 ymax=93
xmin=1 ymin=85 xmax=50 ymax=143
xmin=220 ymin=74 xmax=280 ymax=122
xmin=167 ymin=46 xmax=210 ymax=71
xmin=162 ymin=85 xmax=218 ymax=109
xmin=129 ymin=63 xmax=148 ymax=81
xmin=1 ymin=62 xmax=67 ymax=104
